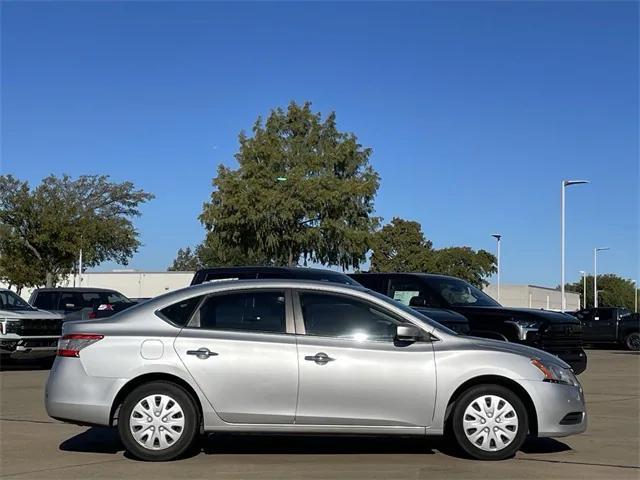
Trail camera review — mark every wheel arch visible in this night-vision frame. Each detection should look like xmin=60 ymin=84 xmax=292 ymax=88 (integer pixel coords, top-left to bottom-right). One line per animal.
xmin=444 ymin=375 xmax=538 ymax=436
xmin=109 ymin=372 xmax=204 ymax=428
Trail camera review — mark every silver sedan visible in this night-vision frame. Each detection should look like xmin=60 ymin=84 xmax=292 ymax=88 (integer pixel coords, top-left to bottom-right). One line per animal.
xmin=45 ymin=280 xmax=586 ymax=461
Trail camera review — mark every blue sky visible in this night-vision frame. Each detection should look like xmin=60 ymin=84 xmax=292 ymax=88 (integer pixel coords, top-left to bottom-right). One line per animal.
xmin=1 ymin=1 xmax=638 ymax=286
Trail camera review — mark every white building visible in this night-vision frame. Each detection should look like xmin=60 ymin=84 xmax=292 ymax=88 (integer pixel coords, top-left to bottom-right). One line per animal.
xmin=483 ymin=284 xmax=580 ymax=311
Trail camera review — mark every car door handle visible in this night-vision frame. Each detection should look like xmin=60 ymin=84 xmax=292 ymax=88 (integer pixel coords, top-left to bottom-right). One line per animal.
xmin=304 ymin=352 xmax=335 ymax=365
xmin=186 ymin=348 xmax=218 ymax=359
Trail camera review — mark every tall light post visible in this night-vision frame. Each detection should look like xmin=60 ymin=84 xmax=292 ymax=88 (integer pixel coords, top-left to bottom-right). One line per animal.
xmin=491 ymin=234 xmax=502 ymax=302
xmin=632 ymin=279 xmax=637 ymax=313
xmin=579 ymin=270 xmax=587 ymax=309
xmin=593 ymin=247 xmax=609 ymax=308
xmin=561 ymin=179 xmax=589 ymax=311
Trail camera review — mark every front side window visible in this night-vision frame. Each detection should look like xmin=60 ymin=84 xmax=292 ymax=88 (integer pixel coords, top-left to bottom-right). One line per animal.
xmin=189 ymin=291 xmax=286 ymax=334
xmin=299 ymin=292 xmax=401 ymax=342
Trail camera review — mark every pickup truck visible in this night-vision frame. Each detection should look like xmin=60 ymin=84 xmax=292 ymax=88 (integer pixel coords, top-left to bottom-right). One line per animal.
xmin=0 ymin=288 xmax=64 ymax=363
xmin=349 ymin=272 xmax=587 ymax=374
xmin=574 ymin=307 xmax=639 ymax=351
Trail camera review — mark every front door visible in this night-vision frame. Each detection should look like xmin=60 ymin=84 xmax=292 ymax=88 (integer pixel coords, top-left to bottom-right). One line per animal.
xmin=293 ymin=291 xmax=436 ymax=427
xmin=579 ymin=309 xmax=616 ymax=342
xmin=174 ymin=289 xmax=298 ymax=424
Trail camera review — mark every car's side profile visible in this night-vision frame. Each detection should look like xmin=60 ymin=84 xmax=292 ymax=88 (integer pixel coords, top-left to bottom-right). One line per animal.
xmin=45 ymin=280 xmax=586 ymax=461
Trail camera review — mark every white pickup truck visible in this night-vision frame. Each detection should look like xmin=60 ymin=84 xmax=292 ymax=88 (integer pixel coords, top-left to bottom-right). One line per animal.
xmin=0 ymin=289 xmax=64 ymax=363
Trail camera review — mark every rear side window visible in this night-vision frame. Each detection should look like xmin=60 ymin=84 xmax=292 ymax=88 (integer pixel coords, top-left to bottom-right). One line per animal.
xmin=159 ymin=296 xmax=203 ymax=326
xmin=188 ymin=291 xmax=286 ymax=334
xmin=32 ymin=292 xmax=59 ymax=310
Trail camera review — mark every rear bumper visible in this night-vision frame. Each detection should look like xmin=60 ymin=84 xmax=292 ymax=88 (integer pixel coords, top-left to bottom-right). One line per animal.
xmin=521 ymin=379 xmax=587 ymax=437
xmin=45 ymin=357 xmax=125 ymax=426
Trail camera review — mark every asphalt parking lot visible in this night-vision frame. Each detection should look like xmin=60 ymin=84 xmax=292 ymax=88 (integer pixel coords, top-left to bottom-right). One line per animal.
xmin=0 ymin=349 xmax=638 ymax=480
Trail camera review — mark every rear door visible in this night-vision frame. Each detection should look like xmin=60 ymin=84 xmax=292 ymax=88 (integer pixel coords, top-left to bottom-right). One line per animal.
xmin=174 ymin=289 xmax=298 ymax=424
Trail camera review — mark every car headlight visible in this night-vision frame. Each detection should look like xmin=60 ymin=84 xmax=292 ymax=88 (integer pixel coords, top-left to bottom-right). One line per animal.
xmin=531 ymin=358 xmax=580 ymax=387
xmin=0 ymin=318 xmax=21 ymax=335
xmin=515 ymin=319 xmax=540 ymax=329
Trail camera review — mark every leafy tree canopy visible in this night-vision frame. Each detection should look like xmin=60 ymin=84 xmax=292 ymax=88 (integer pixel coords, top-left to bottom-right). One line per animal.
xmin=192 ymin=101 xmax=380 ymax=269
xmin=565 ymin=274 xmax=638 ymax=311
xmin=369 ymin=217 xmax=497 ymax=287
xmin=0 ymin=174 xmax=153 ymax=287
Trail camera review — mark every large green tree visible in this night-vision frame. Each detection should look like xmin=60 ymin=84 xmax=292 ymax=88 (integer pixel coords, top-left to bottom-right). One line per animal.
xmin=0 ymin=174 xmax=154 ymax=287
xmin=188 ymin=101 xmax=380 ymax=269
xmin=369 ymin=217 xmax=497 ymax=287
xmin=368 ymin=218 xmax=434 ymax=272
xmin=565 ymin=274 xmax=638 ymax=311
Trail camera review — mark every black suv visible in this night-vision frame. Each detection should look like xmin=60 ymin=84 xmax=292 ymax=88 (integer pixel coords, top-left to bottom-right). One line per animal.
xmin=29 ymin=287 xmax=135 ymax=321
xmin=349 ymin=272 xmax=587 ymax=374
xmin=190 ymin=266 xmax=360 ymax=286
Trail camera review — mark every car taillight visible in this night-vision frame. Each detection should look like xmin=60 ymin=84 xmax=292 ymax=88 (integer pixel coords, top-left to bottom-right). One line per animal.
xmin=88 ymin=311 xmax=97 ymax=319
xmin=57 ymin=334 xmax=104 ymax=358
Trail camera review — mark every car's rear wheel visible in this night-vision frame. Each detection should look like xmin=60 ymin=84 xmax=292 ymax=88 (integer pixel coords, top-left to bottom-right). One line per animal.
xmin=624 ymin=332 xmax=640 ymax=351
xmin=451 ymin=384 xmax=528 ymax=460
xmin=118 ymin=381 xmax=199 ymax=461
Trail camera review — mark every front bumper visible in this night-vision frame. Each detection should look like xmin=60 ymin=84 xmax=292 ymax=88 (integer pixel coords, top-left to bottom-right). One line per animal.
xmin=0 ymin=336 xmax=59 ymax=359
xmin=521 ymin=379 xmax=587 ymax=437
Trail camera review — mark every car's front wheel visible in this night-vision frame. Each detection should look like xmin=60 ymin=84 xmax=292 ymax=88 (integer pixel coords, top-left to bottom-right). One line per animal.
xmin=451 ymin=384 xmax=528 ymax=460
xmin=624 ymin=332 xmax=640 ymax=351
xmin=118 ymin=381 xmax=199 ymax=461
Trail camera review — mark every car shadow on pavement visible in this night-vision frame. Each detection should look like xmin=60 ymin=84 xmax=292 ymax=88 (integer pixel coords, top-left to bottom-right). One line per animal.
xmin=0 ymin=359 xmax=52 ymax=371
xmin=60 ymin=427 xmax=123 ymax=454
xmin=59 ymin=428 xmax=571 ymax=459
xmin=520 ymin=437 xmax=572 ymax=454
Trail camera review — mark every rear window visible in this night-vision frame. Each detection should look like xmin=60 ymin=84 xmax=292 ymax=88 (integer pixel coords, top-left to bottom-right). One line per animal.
xmin=159 ymin=296 xmax=203 ymax=326
xmin=32 ymin=291 xmax=59 ymax=310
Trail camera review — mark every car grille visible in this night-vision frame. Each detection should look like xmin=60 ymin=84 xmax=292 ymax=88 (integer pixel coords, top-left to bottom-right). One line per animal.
xmin=534 ymin=323 xmax=583 ymax=348
xmin=17 ymin=318 xmax=63 ymax=337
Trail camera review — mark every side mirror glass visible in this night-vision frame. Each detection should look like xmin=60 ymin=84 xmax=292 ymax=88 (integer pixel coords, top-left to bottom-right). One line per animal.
xmin=395 ymin=323 xmax=423 ymax=342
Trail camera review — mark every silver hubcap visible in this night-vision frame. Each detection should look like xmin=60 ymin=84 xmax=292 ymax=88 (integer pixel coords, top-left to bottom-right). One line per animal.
xmin=463 ymin=395 xmax=519 ymax=452
xmin=129 ymin=394 xmax=185 ymax=450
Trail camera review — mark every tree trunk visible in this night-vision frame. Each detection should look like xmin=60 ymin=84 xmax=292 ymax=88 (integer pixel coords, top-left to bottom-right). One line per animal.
xmin=45 ymin=272 xmax=54 ymax=287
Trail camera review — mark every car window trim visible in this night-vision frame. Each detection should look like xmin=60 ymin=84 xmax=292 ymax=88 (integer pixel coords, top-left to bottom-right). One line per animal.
xmin=179 ymin=288 xmax=295 ymax=336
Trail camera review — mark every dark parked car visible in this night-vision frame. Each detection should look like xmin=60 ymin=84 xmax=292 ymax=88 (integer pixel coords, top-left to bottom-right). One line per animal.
xmin=574 ymin=307 xmax=639 ymax=351
xmin=349 ymin=273 xmax=587 ymax=374
xmin=191 ymin=266 xmax=360 ymax=287
xmin=191 ymin=267 xmax=471 ymax=334
xmin=29 ymin=287 xmax=135 ymax=321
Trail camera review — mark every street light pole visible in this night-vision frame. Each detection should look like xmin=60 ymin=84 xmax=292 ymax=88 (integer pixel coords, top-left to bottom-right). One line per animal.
xmin=593 ymin=247 xmax=609 ymax=308
xmin=579 ymin=270 xmax=586 ymax=309
xmin=561 ymin=180 xmax=589 ymax=311
xmin=632 ymin=279 xmax=637 ymax=313
xmin=491 ymin=234 xmax=502 ymax=302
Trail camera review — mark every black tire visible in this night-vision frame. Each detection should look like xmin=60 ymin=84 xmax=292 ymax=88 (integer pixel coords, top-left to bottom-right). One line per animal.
xmin=451 ymin=384 xmax=528 ymax=461
xmin=624 ymin=332 xmax=640 ymax=351
xmin=118 ymin=381 xmax=199 ymax=461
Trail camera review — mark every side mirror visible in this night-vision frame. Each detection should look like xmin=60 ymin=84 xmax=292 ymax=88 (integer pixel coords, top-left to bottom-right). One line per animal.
xmin=409 ymin=296 xmax=428 ymax=307
xmin=395 ymin=323 xmax=423 ymax=342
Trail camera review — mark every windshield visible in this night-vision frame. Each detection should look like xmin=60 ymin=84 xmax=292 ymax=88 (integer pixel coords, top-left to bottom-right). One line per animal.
xmin=421 ymin=276 xmax=500 ymax=307
xmin=0 ymin=290 xmax=34 ymax=311
xmin=366 ymin=289 xmax=460 ymax=336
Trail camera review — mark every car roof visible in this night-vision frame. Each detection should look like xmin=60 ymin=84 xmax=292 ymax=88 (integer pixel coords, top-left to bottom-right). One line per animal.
xmin=349 ymin=272 xmax=459 ymax=281
xmin=195 ymin=266 xmax=350 ymax=276
xmin=32 ymin=287 xmax=121 ymax=293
